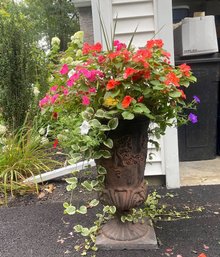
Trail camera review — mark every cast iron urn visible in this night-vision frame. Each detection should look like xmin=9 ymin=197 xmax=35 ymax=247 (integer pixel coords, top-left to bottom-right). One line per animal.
xmin=95 ymin=117 xmax=158 ymax=249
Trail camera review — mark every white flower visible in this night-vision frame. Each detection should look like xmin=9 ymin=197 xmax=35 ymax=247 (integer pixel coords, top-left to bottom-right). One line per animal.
xmin=33 ymin=86 xmax=40 ymax=96
xmin=80 ymin=121 xmax=90 ymax=135
xmin=68 ymin=69 xmax=75 ymax=78
xmin=40 ymin=136 xmax=49 ymax=145
xmin=38 ymin=127 xmax=46 ymax=136
xmin=0 ymin=124 xmax=7 ymax=135
xmin=48 ymin=75 xmax=54 ymax=83
xmin=71 ymin=31 xmax=84 ymax=43
xmin=51 ymin=37 xmax=60 ymax=46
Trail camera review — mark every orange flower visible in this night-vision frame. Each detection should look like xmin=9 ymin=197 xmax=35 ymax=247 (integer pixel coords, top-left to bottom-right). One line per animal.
xmin=123 ymin=67 xmax=138 ymax=79
xmin=198 ymin=254 xmax=206 ymax=257
xmin=122 ymin=95 xmax=133 ymax=108
xmin=165 ymin=72 xmax=180 ymax=87
xmin=106 ymin=79 xmax=120 ymax=90
xmin=179 ymin=63 xmax=191 ymax=77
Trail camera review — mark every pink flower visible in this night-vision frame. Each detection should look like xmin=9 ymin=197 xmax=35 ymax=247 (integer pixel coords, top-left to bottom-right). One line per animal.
xmin=82 ymin=95 xmax=90 ymax=105
xmin=79 ymin=69 xmax=103 ymax=82
xmin=113 ymin=40 xmax=126 ymax=51
xmin=39 ymin=95 xmax=50 ymax=108
xmin=50 ymin=94 xmax=59 ymax=104
xmin=60 ymin=64 xmax=69 ymax=75
xmin=50 ymin=85 xmax=58 ymax=92
xmin=63 ymin=88 xmax=69 ymax=96
xmin=67 ymin=73 xmax=80 ymax=87
xmin=88 ymin=87 xmax=96 ymax=93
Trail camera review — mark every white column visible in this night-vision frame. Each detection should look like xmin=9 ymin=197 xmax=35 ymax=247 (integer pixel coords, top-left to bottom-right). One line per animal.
xmin=91 ymin=0 xmax=113 ymax=49
xmin=155 ymin=0 xmax=180 ymax=188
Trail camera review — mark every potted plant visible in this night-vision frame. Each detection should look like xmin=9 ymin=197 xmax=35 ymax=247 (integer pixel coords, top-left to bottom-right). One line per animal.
xmin=39 ymin=31 xmax=198 ymax=254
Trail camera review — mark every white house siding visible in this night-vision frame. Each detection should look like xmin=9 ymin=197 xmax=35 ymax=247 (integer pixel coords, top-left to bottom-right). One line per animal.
xmin=112 ymin=0 xmax=155 ymax=47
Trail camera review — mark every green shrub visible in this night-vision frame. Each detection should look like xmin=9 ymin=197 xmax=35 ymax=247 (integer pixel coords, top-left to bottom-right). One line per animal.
xmin=0 ymin=119 xmax=61 ymax=201
xmin=0 ymin=6 xmax=48 ymax=130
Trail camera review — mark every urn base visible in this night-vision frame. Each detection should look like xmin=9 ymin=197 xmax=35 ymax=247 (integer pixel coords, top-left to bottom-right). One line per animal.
xmin=96 ymin=218 xmax=158 ymax=250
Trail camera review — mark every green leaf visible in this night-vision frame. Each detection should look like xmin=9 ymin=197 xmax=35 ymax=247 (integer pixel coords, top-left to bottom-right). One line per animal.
xmin=150 ymin=80 xmax=161 ymax=86
xmin=90 ymin=119 xmax=101 ymax=128
xmin=133 ymin=106 xmax=143 ymax=114
xmin=81 ymin=181 xmax=93 ymax=191
xmin=108 ymin=118 xmax=118 ymax=130
xmin=153 ymin=85 xmax=165 ymax=90
xmin=121 ymin=216 xmax=126 ymax=222
xmin=103 ymin=138 xmax=113 ymax=149
xmin=81 ymin=228 xmax=90 ymax=236
xmin=189 ymin=75 xmax=197 ymax=82
xmin=95 ymin=109 xmax=105 ymax=118
xmin=90 ymin=225 xmax=98 ymax=233
xmin=66 ymin=183 xmax=77 ymax=191
xmin=100 ymin=125 xmax=111 ymax=131
xmin=97 ymin=166 xmax=107 ymax=175
xmin=122 ymin=111 xmax=134 ymax=120
xmin=114 ymin=62 xmax=123 ymax=69
xmin=136 ymin=103 xmax=151 ymax=114
xmin=100 ymin=150 xmax=111 ymax=158
xmin=66 ymin=177 xmax=78 ymax=184
xmin=82 ymin=111 xmax=91 ymax=120
xmin=89 ymin=199 xmax=100 ymax=207
xmin=86 ymin=107 xmax=94 ymax=115
xmin=93 ymin=151 xmax=103 ymax=159
xmin=109 ymin=206 xmax=116 ymax=214
xmin=77 ymin=205 xmax=87 ymax=214
xmin=103 ymin=206 xmax=110 ymax=212
xmin=66 ymin=205 xmax=76 ymax=215
xmin=63 ymin=202 xmax=69 ymax=208
xmin=74 ymin=225 xmax=83 ymax=233
xmin=169 ymin=91 xmax=182 ymax=98
xmin=104 ymin=89 xmax=120 ymax=99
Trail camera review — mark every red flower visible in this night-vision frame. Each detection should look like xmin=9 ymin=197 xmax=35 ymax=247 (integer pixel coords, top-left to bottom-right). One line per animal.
xmin=138 ymin=96 xmax=144 ymax=103
xmin=82 ymin=42 xmax=102 ymax=55
xmin=178 ymin=89 xmax=186 ymax=99
xmin=52 ymin=112 xmax=58 ymax=119
xmin=122 ymin=95 xmax=133 ymax=108
xmin=146 ymin=39 xmax=164 ymax=49
xmin=53 ymin=139 xmax=58 ymax=149
xmin=106 ymin=79 xmax=120 ymax=90
xmin=144 ymin=70 xmax=151 ymax=79
xmin=108 ymin=51 xmax=120 ymax=60
xmin=123 ymin=67 xmax=138 ymax=79
xmin=165 ymin=72 xmax=180 ymax=87
xmin=179 ymin=63 xmax=191 ymax=77
xmin=98 ymin=55 xmax=106 ymax=64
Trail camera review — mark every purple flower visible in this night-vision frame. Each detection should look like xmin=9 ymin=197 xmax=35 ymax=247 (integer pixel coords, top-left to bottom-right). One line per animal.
xmin=193 ymin=95 xmax=200 ymax=103
xmin=188 ymin=113 xmax=198 ymax=124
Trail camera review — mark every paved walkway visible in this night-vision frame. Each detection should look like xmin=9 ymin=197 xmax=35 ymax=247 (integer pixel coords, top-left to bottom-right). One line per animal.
xmin=0 ymin=185 xmax=220 ymax=257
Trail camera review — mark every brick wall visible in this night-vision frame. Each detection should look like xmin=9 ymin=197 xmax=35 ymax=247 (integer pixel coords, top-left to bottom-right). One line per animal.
xmin=78 ymin=7 xmax=94 ymax=44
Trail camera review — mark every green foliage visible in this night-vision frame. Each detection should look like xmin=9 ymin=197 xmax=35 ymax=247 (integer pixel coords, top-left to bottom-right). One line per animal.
xmin=21 ymin=0 xmax=80 ymax=51
xmin=0 ymin=4 xmax=49 ymax=130
xmin=0 ymin=119 xmax=61 ymax=202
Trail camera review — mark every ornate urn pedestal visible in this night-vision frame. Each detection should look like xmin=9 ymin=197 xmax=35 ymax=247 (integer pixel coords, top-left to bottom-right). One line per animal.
xmin=96 ymin=117 xmax=158 ymax=250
